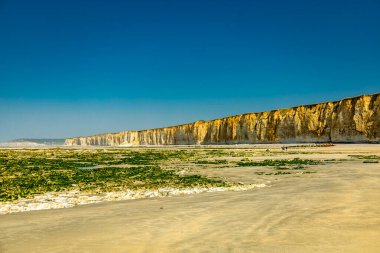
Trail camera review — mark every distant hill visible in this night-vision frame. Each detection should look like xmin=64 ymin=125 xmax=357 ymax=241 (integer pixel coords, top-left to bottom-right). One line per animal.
xmin=7 ymin=139 xmax=66 ymax=146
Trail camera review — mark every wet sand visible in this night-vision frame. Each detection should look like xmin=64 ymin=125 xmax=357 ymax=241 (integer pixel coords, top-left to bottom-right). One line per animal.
xmin=1 ymin=144 xmax=380 ymax=252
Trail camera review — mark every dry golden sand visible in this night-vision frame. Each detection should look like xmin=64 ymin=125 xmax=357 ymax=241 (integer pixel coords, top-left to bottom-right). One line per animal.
xmin=1 ymin=144 xmax=380 ymax=253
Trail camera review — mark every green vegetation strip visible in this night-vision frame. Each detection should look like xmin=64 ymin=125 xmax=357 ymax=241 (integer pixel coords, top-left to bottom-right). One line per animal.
xmin=349 ymin=155 xmax=380 ymax=160
xmin=236 ymin=158 xmax=320 ymax=167
xmin=349 ymin=155 xmax=380 ymax=163
xmin=0 ymin=149 xmax=226 ymax=202
xmin=195 ymin=159 xmax=228 ymax=164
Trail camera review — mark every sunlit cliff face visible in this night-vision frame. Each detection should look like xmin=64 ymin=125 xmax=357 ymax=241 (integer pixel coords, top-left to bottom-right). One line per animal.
xmin=65 ymin=93 xmax=380 ymax=146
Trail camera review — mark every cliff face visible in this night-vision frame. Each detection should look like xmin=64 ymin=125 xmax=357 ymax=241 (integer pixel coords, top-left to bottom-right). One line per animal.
xmin=65 ymin=93 xmax=380 ymax=146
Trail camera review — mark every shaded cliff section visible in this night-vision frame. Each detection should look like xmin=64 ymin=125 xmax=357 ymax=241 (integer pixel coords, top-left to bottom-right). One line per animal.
xmin=65 ymin=93 xmax=380 ymax=146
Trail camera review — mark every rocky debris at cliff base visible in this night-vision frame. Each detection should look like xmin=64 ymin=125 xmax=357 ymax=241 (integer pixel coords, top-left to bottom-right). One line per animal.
xmin=0 ymin=184 xmax=267 ymax=215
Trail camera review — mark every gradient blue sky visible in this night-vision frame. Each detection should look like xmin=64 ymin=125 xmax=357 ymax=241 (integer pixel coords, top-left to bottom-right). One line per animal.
xmin=0 ymin=0 xmax=379 ymax=141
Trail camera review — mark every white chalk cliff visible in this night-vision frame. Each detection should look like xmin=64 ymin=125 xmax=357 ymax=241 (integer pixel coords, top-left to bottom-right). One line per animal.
xmin=65 ymin=93 xmax=380 ymax=146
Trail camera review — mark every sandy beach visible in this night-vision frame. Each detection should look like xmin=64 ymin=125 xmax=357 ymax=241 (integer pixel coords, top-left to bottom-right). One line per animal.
xmin=1 ymin=144 xmax=380 ymax=253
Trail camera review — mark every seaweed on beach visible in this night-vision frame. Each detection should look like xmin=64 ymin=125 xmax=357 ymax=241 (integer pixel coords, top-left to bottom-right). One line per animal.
xmin=236 ymin=158 xmax=320 ymax=167
xmin=195 ymin=159 xmax=228 ymax=164
xmin=349 ymin=155 xmax=380 ymax=160
xmin=348 ymin=155 xmax=380 ymax=163
xmin=0 ymin=149 xmax=227 ymax=202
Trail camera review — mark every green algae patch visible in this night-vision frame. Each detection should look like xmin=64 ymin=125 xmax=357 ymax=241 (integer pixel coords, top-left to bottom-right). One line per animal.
xmin=0 ymin=149 xmax=226 ymax=202
xmin=236 ymin=158 xmax=321 ymax=167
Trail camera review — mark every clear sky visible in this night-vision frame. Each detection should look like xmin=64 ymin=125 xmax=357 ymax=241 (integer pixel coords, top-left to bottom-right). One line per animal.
xmin=0 ymin=0 xmax=379 ymax=141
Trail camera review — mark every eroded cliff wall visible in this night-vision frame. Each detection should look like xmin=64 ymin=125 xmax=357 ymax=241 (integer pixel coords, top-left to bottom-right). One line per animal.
xmin=65 ymin=93 xmax=380 ymax=146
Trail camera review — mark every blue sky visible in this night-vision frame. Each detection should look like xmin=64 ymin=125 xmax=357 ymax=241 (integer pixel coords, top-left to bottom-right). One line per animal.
xmin=0 ymin=0 xmax=379 ymax=141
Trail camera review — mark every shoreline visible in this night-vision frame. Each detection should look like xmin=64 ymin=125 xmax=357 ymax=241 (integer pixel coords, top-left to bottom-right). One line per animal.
xmin=0 ymin=183 xmax=267 ymax=215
